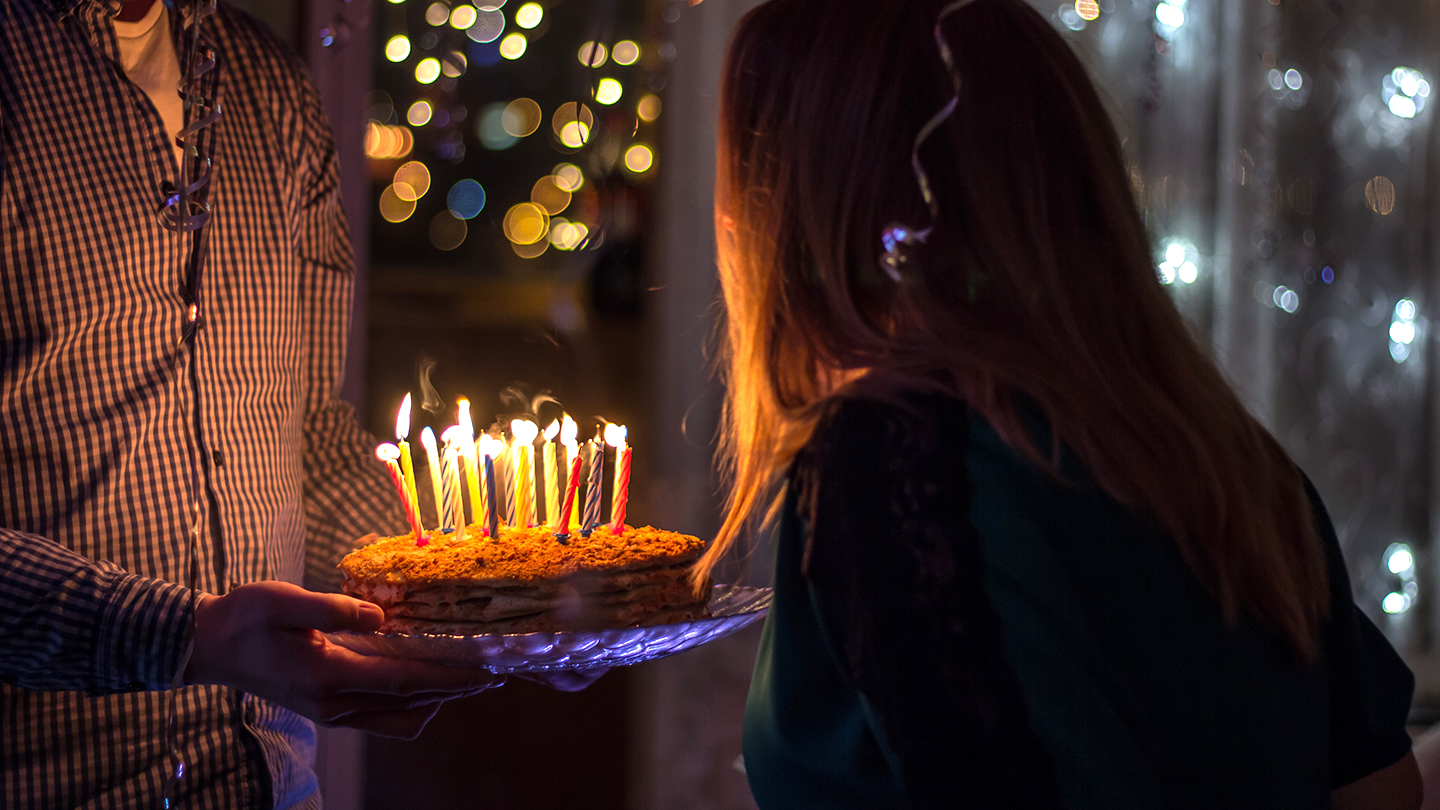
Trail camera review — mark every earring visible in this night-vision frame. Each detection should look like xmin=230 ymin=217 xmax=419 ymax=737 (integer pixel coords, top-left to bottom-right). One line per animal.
xmin=879 ymin=224 xmax=931 ymax=282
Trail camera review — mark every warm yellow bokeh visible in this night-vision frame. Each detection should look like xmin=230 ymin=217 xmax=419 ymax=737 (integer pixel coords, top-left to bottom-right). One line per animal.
xmin=624 ymin=144 xmax=654 ymax=173
xmin=500 ymin=33 xmax=528 ymax=60
xmin=577 ymin=41 xmax=607 ymax=67
xmin=414 ymin=58 xmax=441 ymax=84
xmin=503 ymin=202 xmax=550 ymax=245
xmin=594 ymin=78 xmax=622 ymax=105
xmin=552 ymin=163 xmax=584 ymax=192
xmin=502 ymin=98 xmax=542 ymax=137
xmin=637 ymin=93 xmax=662 ymax=122
xmin=384 ymin=35 xmax=411 ymax=62
xmin=515 ymin=2 xmax=543 ymax=28
xmin=394 ymin=161 xmax=432 ymax=200
xmin=379 ymin=185 xmax=417 ymax=222
xmin=612 ymin=40 xmax=640 ymax=65
xmin=531 ymin=176 xmax=572 ymax=215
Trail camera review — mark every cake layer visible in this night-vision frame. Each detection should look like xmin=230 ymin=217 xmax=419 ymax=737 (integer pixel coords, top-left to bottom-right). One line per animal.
xmin=339 ymin=523 xmax=710 ymax=635
xmin=340 ymin=524 xmax=705 ymax=587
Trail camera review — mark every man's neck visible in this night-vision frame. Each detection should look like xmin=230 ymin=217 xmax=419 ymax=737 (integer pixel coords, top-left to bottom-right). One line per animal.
xmin=115 ymin=0 xmax=158 ymax=23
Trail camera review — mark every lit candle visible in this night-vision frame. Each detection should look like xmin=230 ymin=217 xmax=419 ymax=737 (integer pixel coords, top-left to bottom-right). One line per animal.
xmin=457 ymin=399 xmax=486 ymax=534
xmin=561 ymin=415 xmax=582 ymax=534
xmin=376 ymin=443 xmax=424 ymax=542
xmin=419 ymin=426 xmax=446 ymax=529
xmin=582 ymin=435 xmax=604 ymax=536
xmin=395 ymin=394 xmax=424 ymax=534
xmin=481 ymin=433 xmax=500 ymax=538
xmin=542 ymin=420 xmax=561 ymax=527
xmin=606 ymin=423 xmax=631 ymax=533
xmin=510 ymin=419 xmax=538 ymax=528
xmin=441 ymin=427 xmax=468 ymax=540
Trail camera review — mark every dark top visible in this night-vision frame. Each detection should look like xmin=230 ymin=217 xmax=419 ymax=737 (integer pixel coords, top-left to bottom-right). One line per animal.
xmin=743 ymin=392 xmax=1414 ymax=809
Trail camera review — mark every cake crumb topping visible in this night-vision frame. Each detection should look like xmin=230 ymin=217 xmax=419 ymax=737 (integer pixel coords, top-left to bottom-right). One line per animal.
xmin=339 ymin=525 xmax=705 ymax=585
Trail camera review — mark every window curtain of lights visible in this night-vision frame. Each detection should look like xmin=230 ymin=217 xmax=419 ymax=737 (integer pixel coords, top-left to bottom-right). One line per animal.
xmin=366 ymin=0 xmax=662 ymax=306
xmin=1048 ymin=0 xmax=1440 ymax=669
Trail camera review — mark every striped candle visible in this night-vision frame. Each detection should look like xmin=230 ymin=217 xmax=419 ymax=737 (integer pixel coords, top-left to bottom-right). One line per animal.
xmin=582 ymin=439 xmax=603 ymax=535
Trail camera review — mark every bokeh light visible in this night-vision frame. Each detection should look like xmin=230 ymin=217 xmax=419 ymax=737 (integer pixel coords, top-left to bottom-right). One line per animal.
xmin=447 ymin=179 xmax=486 ymax=219
xmin=594 ymin=78 xmax=622 ymax=105
xmin=531 ymin=176 xmax=572 ymax=214
xmin=637 ymin=93 xmax=662 ymax=122
xmin=478 ymin=102 xmax=520 ymax=149
xmin=442 ymin=51 xmax=467 ymax=77
xmin=415 ymin=58 xmax=441 ymax=84
xmin=515 ymin=2 xmax=543 ymax=28
xmin=1156 ymin=236 xmax=1198 ymax=285
xmin=552 ymin=163 xmax=584 ymax=192
xmin=379 ymin=185 xmax=417 ymax=222
xmin=425 ymin=2 xmax=450 ymax=25
xmin=501 ymin=98 xmax=542 ymax=137
xmin=504 ymin=202 xmax=550 ymax=245
xmin=512 ymin=239 xmax=549 ymax=259
xmin=384 ymin=35 xmax=411 ymax=62
xmin=1366 ymin=175 xmax=1396 ymax=215
xmin=1075 ymin=0 xmax=1099 ymax=20
xmin=549 ymin=218 xmax=589 ymax=250
xmin=551 ymin=102 xmax=594 ymax=136
xmin=623 ymin=143 xmax=654 ymax=173
xmin=612 ymin=40 xmax=640 ymax=65
xmin=578 ymin=41 xmax=607 ymax=67
xmin=468 ymin=9 xmax=504 ymax=42
xmin=449 ymin=4 xmax=477 ymax=28
xmin=499 ymin=33 xmax=527 ymax=60
xmin=558 ymin=121 xmax=590 ymax=148
xmin=429 ymin=210 xmax=468 ymax=250
xmin=364 ymin=122 xmax=414 ymax=159
xmin=406 ymin=100 xmax=433 ymax=126
xmin=393 ymin=161 xmax=432 ymax=200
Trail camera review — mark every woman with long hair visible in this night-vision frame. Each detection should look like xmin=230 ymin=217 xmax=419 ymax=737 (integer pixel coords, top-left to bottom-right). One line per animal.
xmin=697 ymin=0 xmax=1420 ymax=806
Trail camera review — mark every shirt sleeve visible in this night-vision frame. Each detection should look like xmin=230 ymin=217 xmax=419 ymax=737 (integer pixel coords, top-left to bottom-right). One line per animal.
xmin=794 ymin=395 xmax=1066 ymax=810
xmin=1305 ymin=477 xmax=1415 ymax=788
xmin=0 ymin=528 xmax=194 ymax=693
xmin=289 ymin=62 xmax=408 ymax=593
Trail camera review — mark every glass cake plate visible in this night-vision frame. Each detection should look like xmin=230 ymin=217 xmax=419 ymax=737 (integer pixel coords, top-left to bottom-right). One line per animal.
xmin=325 ymin=585 xmax=772 ymax=674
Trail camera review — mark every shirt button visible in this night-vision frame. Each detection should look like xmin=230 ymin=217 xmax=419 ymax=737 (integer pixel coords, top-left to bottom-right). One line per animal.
xmin=211 ymin=449 xmax=225 ymax=468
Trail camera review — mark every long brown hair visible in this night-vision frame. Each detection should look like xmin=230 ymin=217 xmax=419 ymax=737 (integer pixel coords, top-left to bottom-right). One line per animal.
xmin=696 ymin=0 xmax=1330 ymax=659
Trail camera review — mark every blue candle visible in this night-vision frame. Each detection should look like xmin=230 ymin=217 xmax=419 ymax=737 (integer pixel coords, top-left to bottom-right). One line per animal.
xmin=582 ymin=439 xmax=604 ymax=536
xmin=484 ymin=450 xmax=499 ymax=538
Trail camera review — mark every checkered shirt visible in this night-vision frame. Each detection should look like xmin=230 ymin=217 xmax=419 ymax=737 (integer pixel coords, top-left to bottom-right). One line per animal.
xmin=0 ymin=0 xmax=407 ymax=806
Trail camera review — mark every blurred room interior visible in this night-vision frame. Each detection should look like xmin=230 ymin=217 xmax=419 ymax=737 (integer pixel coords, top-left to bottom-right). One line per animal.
xmin=226 ymin=0 xmax=1440 ymax=806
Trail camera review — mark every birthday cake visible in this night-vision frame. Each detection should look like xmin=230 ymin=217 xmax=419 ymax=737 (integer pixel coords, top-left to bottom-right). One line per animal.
xmin=339 ymin=524 xmax=711 ymax=635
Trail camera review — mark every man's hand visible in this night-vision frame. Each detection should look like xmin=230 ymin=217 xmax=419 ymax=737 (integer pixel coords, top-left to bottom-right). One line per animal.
xmin=186 ymin=581 xmax=502 ymax=739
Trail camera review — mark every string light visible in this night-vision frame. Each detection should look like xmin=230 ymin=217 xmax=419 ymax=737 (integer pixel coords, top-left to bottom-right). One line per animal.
xmin=449 ymin=4 xmax=478 ymax=28
xmin=612 ymin=40 xmax=640 ymax=65
xmin=499 ymin=32 xmax=528 ymax=60
xmin=1390 ymin=299 xmax=1419 ymax=363
xmin=1156 ymin=237 xmax=1198 ymax=285
xmin=1365 ymin=176 xmax=1396 ymax=215
xmin=578 ymin=41 xmax=607 ymax=67
xmin=429 ymin=210 xmax=468 ymax=250
xmin=504 ymin=202 xmax=549 ymax=245
xmin=552 ymin=163 xmax=584 ymax=192
xmin=364 ymin=122 xmax=414 ymax=159
xmin=415 ymin=57 xmax=441 ymax=84
xmin=442 ymin=51 xmax=468 ymax=77
xmin=594 ymin=78 xmax=623 ymax=105
xmin=531 ymin=176 xmax=572 ymax=214
xmin=468 ymin=9 xmax=504 ymax=42
xmin=406 ymin=100 xmax=433 ymax=126
xmin=623 ymin=144 xmax=654 ymax=173
xmin=425 ymin=2 xmax=450 ymax=26
xmin=384 ymin=35 xmax=411 ymax=62
xmin=637 ymin=94 xmax=662 ymax=122
xmin=515 ymin=2 xmax=543 ymax=28
xmin=394 ymin=161 xmax=432 ymax=200
xmin=379 ymin=185 xmax=418 ymax=222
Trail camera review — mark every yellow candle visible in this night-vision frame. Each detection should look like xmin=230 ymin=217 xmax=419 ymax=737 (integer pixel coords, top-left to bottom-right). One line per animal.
xmin=456 ymin=399 xmax=485 ymax=529
xmin=543 ymin=420 xmax=560 ymax=527
xmin=395 ymin=393 xmax=423 ymax=533
xmin=510 ymin=419 xmax=538 ymax=528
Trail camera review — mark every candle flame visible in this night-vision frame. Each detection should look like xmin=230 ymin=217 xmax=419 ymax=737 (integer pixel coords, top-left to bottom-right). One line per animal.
xmin=604 ymin=423 xmax=628 ymax=448
xmin=456 ymin=397 xmax=474 ymax=440
xmin=376 ymin=443 xmax=401 ymax=462
xmin=479 ymin=433 xmax=503 ymax=458
xmin=511 ymin=418 xmax=539 ymax=445
xmin=395 ymin=393 xmax=413 ymax=440
xmin=561 ymin=414 xmax=578 ymax=446
xmin=543 ymin=419 xmax=560 ymax=441
xmin=441 ymin=425 xmax=467 ymax=447
xmin=420 ymin=425 xmax=438 ymax=451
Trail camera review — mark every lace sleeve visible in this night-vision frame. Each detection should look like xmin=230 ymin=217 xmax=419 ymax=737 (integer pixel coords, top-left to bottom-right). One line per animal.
xmin=794 ymin=394 xmax=1065 ymax=809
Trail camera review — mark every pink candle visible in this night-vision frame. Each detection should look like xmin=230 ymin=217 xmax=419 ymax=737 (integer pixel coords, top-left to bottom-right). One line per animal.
xmin=605 ymin=424 xmax=630 ymax=534
xmin=376 ymin=443 xmax=425 ymax=544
